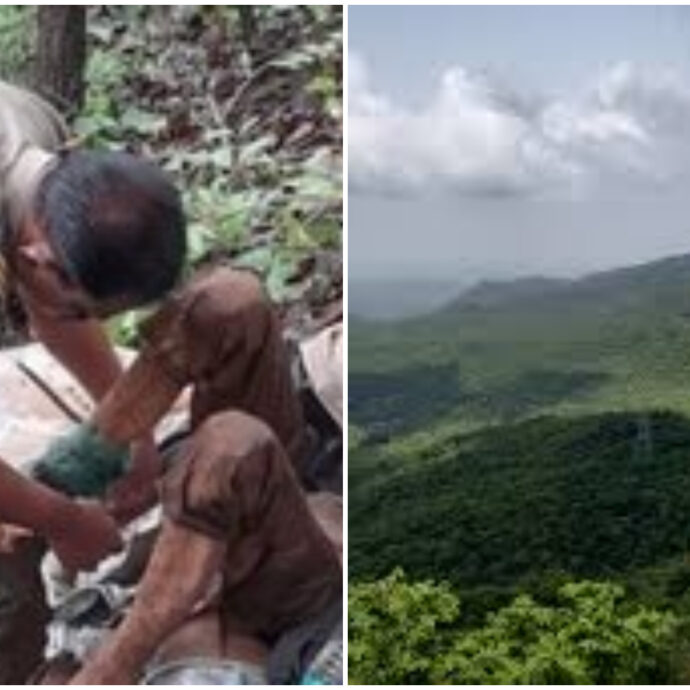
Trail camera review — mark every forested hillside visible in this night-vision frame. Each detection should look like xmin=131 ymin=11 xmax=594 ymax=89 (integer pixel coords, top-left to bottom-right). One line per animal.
xmin=350 ymin=253 xmax=690 ymax=683
xmin=351 ymin=254 xmax=690 ymax=435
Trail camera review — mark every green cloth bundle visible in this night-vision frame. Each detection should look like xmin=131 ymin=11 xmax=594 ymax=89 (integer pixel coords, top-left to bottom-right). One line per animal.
xmin=31 ymin=423 xmax=130 ymax=498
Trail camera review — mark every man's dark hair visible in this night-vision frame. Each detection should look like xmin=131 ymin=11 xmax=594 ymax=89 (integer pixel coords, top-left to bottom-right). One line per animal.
xmin=35 ymin=150 xmax=186 ymax=304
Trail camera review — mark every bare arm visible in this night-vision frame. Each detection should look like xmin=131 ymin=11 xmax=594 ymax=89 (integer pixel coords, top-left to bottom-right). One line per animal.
xmin=0 ymin=459 xmax=121 ymax=570
xmin=91 ymin=350 xmax=183 ymax=523
xmin=94 ymin=352 xmax=183 ymax=444
xmin=29 ymin=308 xmax=166 ymax=516
xmin=70 ymin=520 xmax=224 ymax=684
xmin=0 ymin=456 xmax=71 ymax=529
xmin=27 ymin=309 xmax=123 ymax=402
xmin=27 ymin=302 xmax=185 ymax=446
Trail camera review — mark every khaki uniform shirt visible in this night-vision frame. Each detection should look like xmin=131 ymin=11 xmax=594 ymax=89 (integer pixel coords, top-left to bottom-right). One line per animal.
xmin=0 ymin=79 xmax=69 ymax=315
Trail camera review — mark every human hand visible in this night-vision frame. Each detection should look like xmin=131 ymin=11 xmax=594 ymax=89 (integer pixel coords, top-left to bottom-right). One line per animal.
xmin=48 ymin=499 xmax=123 ymax=572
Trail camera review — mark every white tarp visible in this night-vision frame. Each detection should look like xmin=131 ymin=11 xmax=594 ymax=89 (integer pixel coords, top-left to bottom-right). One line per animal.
xmin=0 ymin=344 xmax=188 ymax=473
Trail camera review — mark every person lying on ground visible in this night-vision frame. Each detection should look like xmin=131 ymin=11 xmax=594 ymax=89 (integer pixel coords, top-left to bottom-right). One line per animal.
xmin=0 ymin=78 xmax=187 ymax=533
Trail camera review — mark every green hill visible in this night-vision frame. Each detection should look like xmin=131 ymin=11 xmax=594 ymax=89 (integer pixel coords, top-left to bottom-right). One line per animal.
xmin=351 ymin=411 xmax=690 ymax=588
xmin=350 ymin=253 xmax=690 ymax=683
xmin=351 ymin=254 xmax=690 ymax=437
xmin=351 ymin=253 xmax=690 ymax=588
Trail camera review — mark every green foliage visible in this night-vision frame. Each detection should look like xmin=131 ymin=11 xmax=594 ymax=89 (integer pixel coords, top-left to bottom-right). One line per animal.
xmin=348 ymin=425 xmax=365 ymax=451
xmin=350 ymin=255 xmax=690 ymax=434
xmin=75 ymin=47 xmax=132 ymax=146
xmin=0 ymin=7 xmax=33 ymax=81
xmin=348 ymin=569 xmax=459 ymax=685
xmin=349 ymin=572 xmax=678 ymax=685
xmin=351 ymin=257 xmax=690 ymax=590
xmin=437 ymin=581 xmax=676 ymax=684
xmin=350 ymin=255 xmax=690 ymax=683
xmin=106 ymin=308 xmax=153 ymax=349
xmin=351 ymin=411 xmax=690 ymax=589
xmin=74 ymin=6 xmax=342 ymax=345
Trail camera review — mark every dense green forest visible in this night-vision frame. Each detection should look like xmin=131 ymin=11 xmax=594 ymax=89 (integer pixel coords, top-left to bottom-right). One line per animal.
xmin=352 ymin=411 xmax=690 ymax=588
xmin=350 ymin=254 xmax=690 ymax=683
xmin=350 ymin=570 xmax=679 ymax=684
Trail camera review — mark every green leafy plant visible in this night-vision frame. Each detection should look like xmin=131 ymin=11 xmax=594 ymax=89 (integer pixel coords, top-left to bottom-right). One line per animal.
xmin=349 ymin=571 xmax=678 ymax=685
xmin=72 ymin=5 xmax=341 ymax=345
xmin=434 ymin=581 xmax=676 ymax=684
xmin=349 ymin=569 xmax=459 ymax=685
xmin=0 ymin=7 xmax=34 ymax=81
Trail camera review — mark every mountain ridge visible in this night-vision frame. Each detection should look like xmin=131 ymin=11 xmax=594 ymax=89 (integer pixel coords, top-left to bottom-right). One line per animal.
xmin=350 ymin=251 xmax=690 ymax=435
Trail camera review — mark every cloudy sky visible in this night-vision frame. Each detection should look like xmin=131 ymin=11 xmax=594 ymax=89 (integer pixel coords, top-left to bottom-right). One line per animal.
xmin=349 ymin=6 xmax=690 ymax=281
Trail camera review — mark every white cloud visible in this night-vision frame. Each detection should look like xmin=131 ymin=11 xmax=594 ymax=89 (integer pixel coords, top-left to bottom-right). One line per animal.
xmin=349 ymin=54 xmax=690 ymax=197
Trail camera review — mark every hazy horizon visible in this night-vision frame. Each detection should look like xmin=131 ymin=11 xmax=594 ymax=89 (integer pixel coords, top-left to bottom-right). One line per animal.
xmin=350 ymin=249 xmax=690 ymax=319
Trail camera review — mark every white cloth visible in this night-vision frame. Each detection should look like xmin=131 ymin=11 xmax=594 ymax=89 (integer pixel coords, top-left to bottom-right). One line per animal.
xmin=0 ymin=79 xmax=67 ymax=231
xmin=299 ymin=323 xmax=342 ymax=429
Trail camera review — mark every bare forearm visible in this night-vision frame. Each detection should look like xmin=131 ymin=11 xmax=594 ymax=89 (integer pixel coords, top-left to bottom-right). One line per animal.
xmin=0 ymin=458 xmax=75 ymax=535
xmin=0 ymin=460 xmax=123 ymax=572
xmin=31 ymin=315 xmax=122 ymax=402
xmin=74 ymin=601 xmax=180 ymax=684
xmin=71 ymin=521 xmax=224 ymax=684
xmin=93 ymin=352 xmax=182 ymax=445
xmin=29 ymin=312 xmax=172 ymax=447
